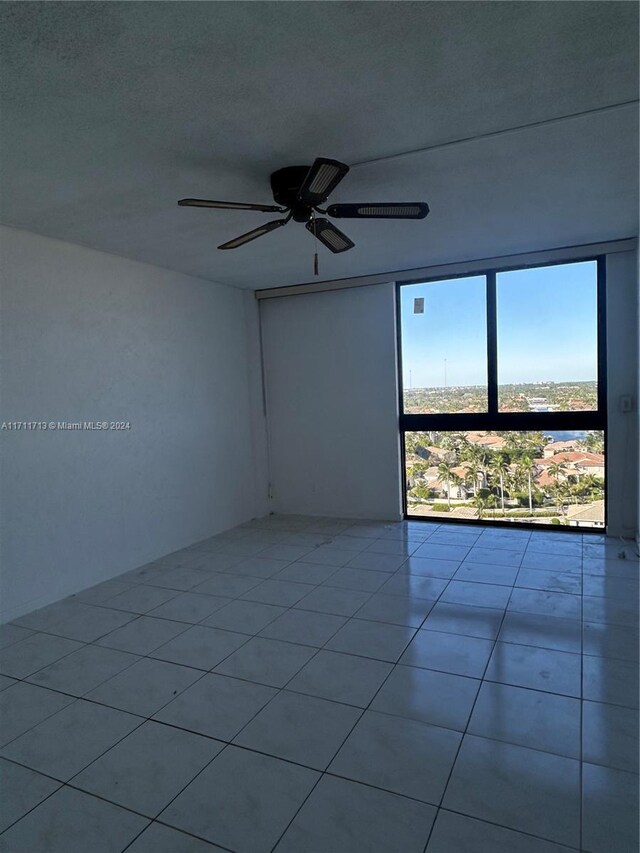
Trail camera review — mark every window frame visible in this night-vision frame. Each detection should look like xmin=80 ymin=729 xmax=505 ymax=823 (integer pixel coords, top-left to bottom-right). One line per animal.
xmin=396 ymin=255 xmax=607 ymax=528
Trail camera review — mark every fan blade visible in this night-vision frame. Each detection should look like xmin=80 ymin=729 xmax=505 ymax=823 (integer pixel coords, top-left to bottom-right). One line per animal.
xmin=218 ymin=218 xmax=289 ymax=250
xmin=178 ymin=198 xmax=286 ymax=213
xmin=326 ymin=202 xmax=429 ymax=219
xmin=305 ymin=218 xmax=355 ymax=253
xmin=297 ymin=158 xmax=349 ymax=205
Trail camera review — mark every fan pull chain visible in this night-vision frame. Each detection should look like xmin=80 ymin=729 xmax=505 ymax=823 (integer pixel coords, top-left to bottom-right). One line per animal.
xmin=312 ymin=211 xmax=319 ymax=276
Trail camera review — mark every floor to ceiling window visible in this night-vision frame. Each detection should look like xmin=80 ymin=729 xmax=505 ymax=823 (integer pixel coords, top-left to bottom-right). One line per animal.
xmin=398 ymin=259 xmax=606 ymax=528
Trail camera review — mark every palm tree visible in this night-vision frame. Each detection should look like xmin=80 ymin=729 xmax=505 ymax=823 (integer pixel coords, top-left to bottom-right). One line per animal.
xmin=518 ymin=455 xmax=535 ymax=514
xmin=547 ymin=460 xmax=568 ymax=484
xmin=474 ymin=494 xmax=488 ymax=520
xmin=463 ymin=461 xmax=482 ymax=497
xmin=490 ymin=453 xmax=510 ymax=511
xmin=437 ymin=461 xmax=456 ymax=510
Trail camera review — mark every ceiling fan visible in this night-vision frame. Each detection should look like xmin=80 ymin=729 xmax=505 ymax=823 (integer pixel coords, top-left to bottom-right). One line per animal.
xmin=177 ymin=157 xmax=429 ymax=254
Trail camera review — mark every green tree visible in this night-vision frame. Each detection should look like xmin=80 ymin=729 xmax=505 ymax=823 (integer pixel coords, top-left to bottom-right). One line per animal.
xmin=437 ymin=461 xmax=456 ymax=510
xmin=490 ymin=453 xmax=510 ymax=511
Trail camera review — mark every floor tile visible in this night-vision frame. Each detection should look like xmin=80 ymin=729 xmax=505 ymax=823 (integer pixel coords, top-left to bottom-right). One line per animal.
xmin=528 ymin=538 xmax=582 ymax=557
xmin=300 ymin=545 xmax=357 ymax=567
xmin=217 ymin=540 xmax=274 ymax=557
xmin=323 ymin=567 xmax=390 ymax=593
xmin=214 ymin=636 xmax=316 ymax=687
xmin=427 ymin=809 xmax=575 ymax=853
xmin=0 ymin=758 xmax=61 ymax=833
xmin=583 ymin=594 xmax=638 ymax=627
xmin=149 ymin=624 xmax=248 ymax=670
xmin=422 ymin=601 xmax=504 ymax=640
xmin=0 ymin=624 xmax=35 ymax=649
xmin=508 ymin=588 xmax=581 ymax=619
xmin=380 ymin=573 xmax=448 ymax=599
xmin=364 ymin=538 xmax=418 ymax=556
xmin=294 ymin=586 xmax=372 ymax=617
xmin=241 ymin=578 xmax=314 ymax=606
xmin=0 ymin=683 xmax=74 ymax=747
xmin=287 ymin=650 xmax=392 ymax=707
xmin=428 ymin=530 xmax=482 ymax=546
xmin=160 ymin=745 xmax=319 ymax=853
xmin=103 ymin=585 xmax=179 ymax=614
xmin=346 ymin=552 xmax=407 ymax=573
xmin=259 ymin=609 xmax=346 ymax=646
xmin=0 ymin=632 xmax=82 ymax=679
xmin=520 ymin=551 xmax=583 ymax=573
xmin=274 ymin=774 xmax=436 ymax=853
xmin=147 ymin=591 xmax=230 ymax=623
xmin=259 ymin=544 xmax=316 ymax=562
xmin=226 ymin=556 xmax=290 ymax=578
xmin=72 ymin=720 xmax=223 ymax=817
xmin=401 ymin=556 xmax=461 ymax=579
xmin=0 ymin=699 xmax=140 ymax=780
xmin=47 ymin=602 xmax=138 ymax=642
xmin=413 ymin=542 xmax=471 ymax=562
xmin=329 ymin=709 xmax=460 ymax=804
xmin=188 ymin=551 xmax=243 ymax=572
xmin=202 ymin=599 xmax=286 ymax=634
xmin=583 ymin=574 xmax=639 ymax=600
xmin=234 ymin=690 xmax=361 ymax=770
xmin=86 ymin=657 xmax=202 ymax=716
xmin=582 ymin=762 xmax=639 ymax=853
xmin=145 ymin=566 xmax=212 ymax=591
xmin=0 ymin=675 xmax=16 ymax=691
xmin=583 ymin=621 xmax=639 ymax=661
xmin=371 ymin=664 xmax=480 ymax=731
xmin=192 ymin=574 xmax=262 ymax=598
xmin=582 ymin=555 xmax=639 ymax=579
xmin=453 ymin=560 xmax=519 ymax=586
xmin=12 ymin=598 xmax=84 ymax=632
xmin=443 ymin=734 xmax=580 ymax=847
xmin=499 ymin=611 xmax=581 ymax=653
xmin=71 ymin=579 xmax=134 ymax=605
xmin=26 ymin=645 xmax=139 ymax=697
xmin=154 ymin=672 xmax=277 ymax=740
xmin=126 ymin=823 xmax=227 ymax=852
xmin=468 ymin=681 xmax=580 ymax=758
xmin=582 ymin=654 xmax=639 ymax=708
xmin=485 ymin=642 xmax=581 ymax=696
xmin=353 ymin=592 xmax=434 ymax=627
xmin=582 ymin=700 xmax=639 ymax=772
xmin=325 ymin=618 xmax=415 ymax=662
xmin=0 ymin=785 xmax=148 ymax=853
xmin=274 ymin=561 xmax=340 ymax=584
xmin=330 ymin=535 xmax=379 ymax=552
xmin=399 ymin=629 xmax=494 ymax=678
xmin=95 ymin=615 xmax=190 ymax=654
xmin=440 ymin=580 xmax=511 ymax=609
xmin=465 ymin=547 xmax=524 ymax=567
xmin=516 ymin=567 xmax=582 ymax=594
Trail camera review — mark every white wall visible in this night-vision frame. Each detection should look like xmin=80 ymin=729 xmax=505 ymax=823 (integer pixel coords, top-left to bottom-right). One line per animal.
xmin=606 ymin=249 xmax=639 ymax=539
xmin=261 ymin=251 xmax=639 ymax=537
xmin=0 ymin=226 xmax=267 ymax=621
xmin=261 ymin=284 xmax=402 ymax=521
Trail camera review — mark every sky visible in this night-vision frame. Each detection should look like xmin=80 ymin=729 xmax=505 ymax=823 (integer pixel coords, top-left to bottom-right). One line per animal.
xmin=400 ymin=261 xmax=599 ymax=388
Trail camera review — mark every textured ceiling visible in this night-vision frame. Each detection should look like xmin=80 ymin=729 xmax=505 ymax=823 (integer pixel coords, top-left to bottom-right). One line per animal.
xmin=1 ymin=1 xmax=638 ymax=289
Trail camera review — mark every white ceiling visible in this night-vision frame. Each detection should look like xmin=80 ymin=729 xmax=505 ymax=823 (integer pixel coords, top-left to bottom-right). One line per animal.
xmin=1 ymin=2 xmax=638 ymax=289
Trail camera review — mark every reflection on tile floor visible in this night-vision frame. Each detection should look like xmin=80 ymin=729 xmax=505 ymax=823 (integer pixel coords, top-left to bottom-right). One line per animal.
xmin=0 ymin=516 xmax=638 ymax=852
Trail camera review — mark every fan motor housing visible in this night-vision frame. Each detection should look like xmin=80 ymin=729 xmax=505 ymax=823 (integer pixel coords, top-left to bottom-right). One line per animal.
xmin=270 ymin=166 xmax=313 ymax=221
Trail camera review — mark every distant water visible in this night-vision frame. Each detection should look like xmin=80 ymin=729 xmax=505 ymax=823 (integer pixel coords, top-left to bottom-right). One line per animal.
xmin=546 ymin=430 xmax=589 ymax=441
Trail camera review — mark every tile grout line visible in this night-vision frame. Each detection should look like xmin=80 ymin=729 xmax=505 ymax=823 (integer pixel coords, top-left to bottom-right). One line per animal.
xmin=421 ymin=544 xmax=527 ymax=853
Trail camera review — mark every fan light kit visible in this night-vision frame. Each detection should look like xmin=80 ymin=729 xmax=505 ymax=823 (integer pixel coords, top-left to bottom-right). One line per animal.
xmin=178 ymin=157 xmax=429 ymax=274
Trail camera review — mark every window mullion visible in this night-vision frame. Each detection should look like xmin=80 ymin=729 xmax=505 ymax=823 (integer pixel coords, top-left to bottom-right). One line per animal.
xmin=487 ymin=271 xmax=498 ymax=414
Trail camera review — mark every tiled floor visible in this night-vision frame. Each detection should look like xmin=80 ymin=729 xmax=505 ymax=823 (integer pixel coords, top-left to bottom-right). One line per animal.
xmin=0 ymin=515 xmax=638 ymax=852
